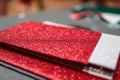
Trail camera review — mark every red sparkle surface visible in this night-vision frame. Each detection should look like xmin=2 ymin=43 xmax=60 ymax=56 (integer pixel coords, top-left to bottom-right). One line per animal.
xmin=0 ymin=21 xmax=101 ymax=64
xmin=0 ymin=21 xmax=107 ymax=80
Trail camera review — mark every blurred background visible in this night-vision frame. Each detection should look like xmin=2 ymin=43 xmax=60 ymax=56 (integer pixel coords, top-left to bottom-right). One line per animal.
xmin=0 ymin=0 xmax=120 ymax=16
xmin=0 ymin=1 xmax=120 ymax=80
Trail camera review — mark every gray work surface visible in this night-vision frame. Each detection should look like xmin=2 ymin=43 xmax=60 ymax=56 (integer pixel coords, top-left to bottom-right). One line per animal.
xmin=0 ymin=7 xmax=120 ymax=35
xmin=0 ymin=60 xmax=47 ymax=80
xmin=0 ymin=7 xmax=120 ymax=80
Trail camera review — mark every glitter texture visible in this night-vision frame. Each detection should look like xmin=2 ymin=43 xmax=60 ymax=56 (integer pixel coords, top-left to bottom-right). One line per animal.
xmin=0 ymin=21 xmax=105 ymax=80
xmin=0 ymin=48 xmax=104 ymax=80
xmin=0 ymin=21 xmax=101 ymax=64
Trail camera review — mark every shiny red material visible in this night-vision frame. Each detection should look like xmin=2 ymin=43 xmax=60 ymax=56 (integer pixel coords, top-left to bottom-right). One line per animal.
xmin=0 ymin=21 xmax=106 ymax=80
xmin=0 ymin=21 xmax=101 ymax=64
xmin=0 ymin=48 xmax=104 ymax=80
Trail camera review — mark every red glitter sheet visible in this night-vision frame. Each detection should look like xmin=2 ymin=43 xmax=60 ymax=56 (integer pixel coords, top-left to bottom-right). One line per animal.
xmin=0 ymin=21 xmax=105 ymax=80
xmin=0 ymin=21 xmax=101 ymax=64
xmin=0 ymin=22 xmax=120 ymax=80
xmin=0 ymin=48 xmax=104 ymax=80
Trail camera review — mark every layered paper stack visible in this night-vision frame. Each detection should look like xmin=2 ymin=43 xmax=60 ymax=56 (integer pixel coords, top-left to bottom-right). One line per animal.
xmin=0 ymin=21 xmax=120 ymax=80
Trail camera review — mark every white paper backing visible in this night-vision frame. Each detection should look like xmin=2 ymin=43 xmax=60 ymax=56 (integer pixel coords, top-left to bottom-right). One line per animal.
xmin=89 ymin=33 xmax=120 ymax=70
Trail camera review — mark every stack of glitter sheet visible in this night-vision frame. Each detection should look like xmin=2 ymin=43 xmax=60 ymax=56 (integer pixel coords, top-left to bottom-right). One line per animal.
xmin=0 ymin=21 xmax=120 ymax=80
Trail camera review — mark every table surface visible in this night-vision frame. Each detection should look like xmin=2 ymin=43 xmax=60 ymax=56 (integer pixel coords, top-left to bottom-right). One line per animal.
xmin=0 ymin=7 xmax=120 ymax=80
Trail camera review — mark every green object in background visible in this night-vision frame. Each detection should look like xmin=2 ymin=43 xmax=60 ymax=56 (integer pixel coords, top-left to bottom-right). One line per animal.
xmin=97 ymin=5 xmax=120 ymax=14
xmin=71 ymin=5 xmax=120 ymax=14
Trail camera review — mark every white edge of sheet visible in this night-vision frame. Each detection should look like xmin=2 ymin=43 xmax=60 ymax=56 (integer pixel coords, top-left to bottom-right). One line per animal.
xmin=89 ymin=33 xmax=120 ymax=70
xmin=43 ymin=21 xmax=73 ymax=28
